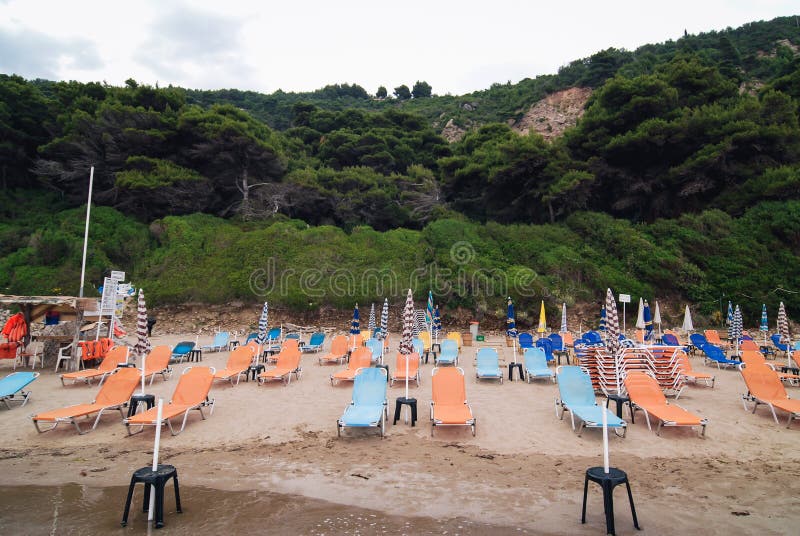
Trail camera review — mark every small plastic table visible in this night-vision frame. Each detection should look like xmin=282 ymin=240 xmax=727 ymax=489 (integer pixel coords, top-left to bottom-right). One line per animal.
xmin=247 ymin=364 xmax=265 ymax=381
xmin=393 ymin=397 xmax=417 ymax=426
xmin=508 ymin=362 xmax=524 ymax=381
xmin=605 ymin=394 xmax=631 ymax=420
xmin=582 ymin=466 xmax=640 ymax=535
xmin=121 ymin=464 xmax=182 ymax=528
xmin=127 ymin=394 xmax=155 ymax=418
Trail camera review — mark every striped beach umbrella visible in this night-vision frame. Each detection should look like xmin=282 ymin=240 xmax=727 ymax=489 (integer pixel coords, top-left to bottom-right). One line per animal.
xmin=682 ymin=305 xmax=694 ymax=333
xmin=425 ymin=290 xmax=434 ymax=328
xmin=560 ymin=302 xmax=568 ymax=333
xmin=506 ymin=297 xmax=517 ymax=339
xmin=256 ymin=302 xmax=269 ymax=344
xmin=726 ymin=301 xmax=733 ymax=326
xmin=605 ymin=288 xmax=623 ymax=394
xmin=537 ymin=300 xmax=547 ymax=335
xmin=133 ymin=288 xmax=151 ymax=357
xmin=760 ymin=303 xmax=768 ymax=345
xmin=433 ymin=305 xmax=442 ymax=342
xmin=399 ymin=289 xmax=415 ymax=355
xmin=368 ymin=303 xmax=376 ymax=332
xmin=643 ymin=300 xmax=653 ymax=342
xmin=778 ymin=302 xmax=791 ymax=364
xmin=379 ymin=299 xmax=389 ymax=340
xmin=731 ymin=305 xmax=743 ymax=356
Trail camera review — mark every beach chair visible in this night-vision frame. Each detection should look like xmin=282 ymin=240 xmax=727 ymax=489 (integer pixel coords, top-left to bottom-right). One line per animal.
xmin=518 ymin=333 xmax=534 ymax=349
xmin=201 ymin=331 xmax=230 ymax=353
xmin=212 ymin=346 xmax=254 ymax=386
xmin=676 ymin=352 xmax=715 ymax=388
xmin=704 ymin=329 xmax=729 ymax=349
xmin=141 ymin=346 xmax=173 ymax=386
xmin=258 ymin=347 xmax=302 ymax=385
xmin=771 ymin=334 xmax=789 ymax=353
xmin=0 ymin=371 xmax=39 ymax=409
xmin=170 ymin=341 xmax=195 ymax=364
xmin=476 ymin=348 xmax=503 ymax=383
xmin=430 ymin=367 xmax=475 ymax=436
xmin=390 ymin=352 xmax=421 ymax=387
xmin=18 ymin=340 xmax=44 ymax=369
xmin=536 ymin=337 xmax=555 ymax=363
xmin=32 ymin=367 xmax=140 ymax=434
xmin=60 ymin=346 xmax=129 ymax=386
xmin=740 ymin=350 xmax=799 ymax=385
xmin=555 ymin=366 xmax=626 ymax=437
xmin=302 ymin=332 xmax=325 ymax=353
xmin=331 ymin=347 xmax=372 ymax=385
xmin=523 ymin=347 xmax=555 ymax=383
xmin=337 ymin=367 xmax=389 ymax=438
xmin=319 ymin=335 xmax=349 ymax=365
xmin=418 ymin=331 xmax=432 ymax=359
xmin=446 ymin=331 xmax=463 ymax=349
xmin=700 ymin=343 xmax=740 ymax=369
xmin=624 ymin=371 xmax=707 ymax=436
xmin=437 ymin=339 xmax=459 ymax=365
xmin=740 ymin=339 xmax=760 ymax=352
xmin=267 ymin=338 xmax=300 ymax=364
xmin=244 ymin=332 xmax=259 ymax=344
xmin=0 ymin=341 xmax=21 ymax=369
xmin=412 ymin=338 xmax=425 ymax=358
xmin=549 ymin=333 xmax=569 ymax=363
xmin=124 ymin=366 xmax=216 ymax=436
xmin=739 ymin=362 xmax=800 ymax=428
xmin=689 ymin=333 xmax=707 ymax=351
xmin=365 ymin=338 xmax=383 ymax=364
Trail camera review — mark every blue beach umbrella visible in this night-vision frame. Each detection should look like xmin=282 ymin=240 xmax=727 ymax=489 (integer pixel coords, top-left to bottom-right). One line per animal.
xmin=425 ymin=290 xmax=434 ymax=331
xmin=433 ymin=305 xmax=442 ymax=343
xmin=350 ymin=304 xmax=360 ymax=335
xmin=599 ymin=305 xmax=607 ymax=333
xmin=256 ymin=301 xmax=269 ymax=344
xmin=368 ymin=303 xmax=376 ymax=332
xmin=506 ymin=297 xmax=518 ymax=339
xmin=726 ymin=301 xmax=733 ymax=326
xmin=643 ymin=300 xmax=653 ymax=342
xmin=760 ymin=303 xmax=769 ymax=345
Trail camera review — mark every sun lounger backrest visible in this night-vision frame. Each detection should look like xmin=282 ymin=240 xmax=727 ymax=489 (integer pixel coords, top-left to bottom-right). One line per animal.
xmin=705 ymin=330 xmax=723 ymax=344
xmin=349 ymin=347 xmax=372 ymax=370
xmin=309 ymin=332 xmax=325 ymax=346
xmin=276 ymin=347 xmax=301 ymax=369
xmin=266 ymin=327 xmax=281 ymax=341
xmin=172 ymin=367 xmax=214 ymax=406
xmin=701 ymin=343 xmax=726 ymax=361
xmin=352 ymin=368 xmax=387 ymax=405
xmin=624 ymin=371 xmax=666 ymax=405
xmin=396 ymin=352 xmax=420 ymax=374
xmin=741 ymin=363 xmax=787 ymax=401
xmin=561 ymin=332 xmax=574 ymax=347
xmin=0 ymin=371 xmax=38 ymax=395
xmin=549 ymin=333 xmax=564 ymax=351
xmin=418 ymin=331 xmax=431 ymax=350
xmin=740 ymin=350 xmax=767 ymax=367
xmin=330 ymin=335 xmax=349 ymax=355
xmin=524 ymin=347 xmax=547 ymax=370
xmin=518 ymin=333 xmax=534 ymax=348
xmin=739 ymin=340 xmax=759 ymax=351
xmin=432 ymin=367 xmax=466 ymax=405
xmin=212 ymin=332 xmax=230 ymax=347
xmin=446 ymin=332 xmax=463 ymax=348
xmin=557 ymin=366 xmax=596 ymax=407
xmin=477 ymin=348 xmax=498 ymax=368
xmin=282 ymin=339 xmax=300 ymax=352
xmin=145 ymin=346 xmax=171 ymax=371
xmin=366 ymin=339 xmax=382 ymax=359
xmin=227 ymin=346 xmax=254 ymax=370
xmin=99 ymin=346 xmax=128 ymax=371
xmin=94 ymin=367 xmax=140 ymax=406
xmin=441 ymin=339 xmax=458 ymax=354
xmin=662 ymin=334 xmax=679 ymax=346
xmin=173 ymin=341 xmax=194 ymax=354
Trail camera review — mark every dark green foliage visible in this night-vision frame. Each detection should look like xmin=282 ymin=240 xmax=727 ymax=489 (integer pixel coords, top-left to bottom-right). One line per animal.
xmin=412 ymin=81 xmax=433 ymax=99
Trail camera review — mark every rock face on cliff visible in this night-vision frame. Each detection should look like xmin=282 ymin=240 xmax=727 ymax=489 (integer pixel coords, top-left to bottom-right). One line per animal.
xmin=512 ymin=87 xmax=592 ymax=140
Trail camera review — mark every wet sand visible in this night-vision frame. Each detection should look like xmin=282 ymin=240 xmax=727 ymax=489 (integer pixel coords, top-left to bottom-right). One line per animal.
xmin=1 ymin=332 xmax=799 ymax=534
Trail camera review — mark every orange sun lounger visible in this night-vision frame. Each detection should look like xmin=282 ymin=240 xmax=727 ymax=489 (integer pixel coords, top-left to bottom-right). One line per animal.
xmin=704 ymin=329 xmax=729 ymax=349
xmin=390 ymin=352 xmax=421 ymax=387
xmin=624 ymin=371 xmax=707 ymax=436
xmin=677 ymin=352 xmax=715 ymax=388
xmin=124 ymin=366 xmax=216 ymax=436
xmin=212 ymin=346 xmax=255 ymax=386
xmin=740 ymin=362 xmax=800 ymax=428
xmin=740 ymin=350 xmax=799 ymax=385
xmin=430 ymin=367 xmax=475 ymax=436
xmin=319 ymin=335 xmax=349 ymax=365
xmin=33 ymin=367 xmax=140 ymax=434
xmin=258 ymin=347 xmax=302 ymax=385
xmin=331 ymin=347 xmax=371 ymax=385
xmin=60 ymin=346 xmax=129 ymax=386
xmin=142 ymin=346 xmax=173 ymax=385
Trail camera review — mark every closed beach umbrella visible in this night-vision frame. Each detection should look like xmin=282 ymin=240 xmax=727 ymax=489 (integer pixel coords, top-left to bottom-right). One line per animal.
xmin=777 ymin=302 xmax=791 ymax=365
xmin=605 ymin=288 xmax=623 ymax=394
xmin=350 ymin=304 xmax=360 ymax=350
xmin=506 ymin=297 xmax=517 ymax=339
xmin=726 ymin=301 xmax=733 ymax=326
xmin=426 ymin=290 xmax=434 ymax=329
xmin=399 ymin=289 xmax=415 ymax=356
xmin=653 ymin=301 xmax=662 ymax=337
xmin=433 ymin=305 xmax=442 ymax=343
xmin=682 ymin=305 xmax=694 ymax=333
xmin=537 ymin=300 xmax=547 ymax=335
xmin=643 ymin=300 xmax=653 ymax=342
xmin=561 ymin=302 xmax=568 ymax=333
xmin=635 ymin=297 xmax=645 ymax=330
xmin=599 ymin=305 xmax=607 ymax=333
xmin=760 ymin=304 xmax=768 ymax=345
xmin=133 ymin=288 xmax=151 ymax=357
xmin=368 ymin=303 xmax=376 ymax=332
xmin=379 ymin=299 xmax=389 ymax=340
xmin=730 ymin=305 xmax=743 ymax=356
xmin=256 ymin=302 xmax=269 ymax=344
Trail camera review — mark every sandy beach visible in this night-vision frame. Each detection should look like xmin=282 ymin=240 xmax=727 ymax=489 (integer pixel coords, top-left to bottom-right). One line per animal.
xmin=1 ymin=331 xmax=799 ymax=535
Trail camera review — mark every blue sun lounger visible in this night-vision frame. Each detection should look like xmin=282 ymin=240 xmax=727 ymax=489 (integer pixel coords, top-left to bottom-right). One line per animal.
xmin=302 ymin=332 xmax=326 ymax=353
xmin=201 ymin=332 xmax=230 ymax=353
xmin=701 ymin=343 xmax=741 ymax=369
xmin=524 ymin=348 xmax=555 ymax=383
xmin=337 ymin=367 xmax=388 ymax=438
xmin=437 ymin=339 xmax=459 ymax=365
xmin=476 ymin=348 xmax=503 ymax=383
xmin=0 ymin=371 xmax=39 ymax=409
xmin=555 ymin=366 xmax=626 ymax=437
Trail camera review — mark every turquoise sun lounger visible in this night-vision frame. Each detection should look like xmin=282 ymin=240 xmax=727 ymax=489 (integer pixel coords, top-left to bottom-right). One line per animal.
xmin=0 ymin=371 xmax=39 ymax=409
xmin=337 ymin=367 xmax=388 ymax=438
xmin=524 ymin=348 xmax=555 ymax=383
xmin=437 ymin=339 xmax=458 ymax=365
xmin=555 ymin=366 xmax=626 ymax=437
xmin=476 ymin=348 xmax=503 ymax=383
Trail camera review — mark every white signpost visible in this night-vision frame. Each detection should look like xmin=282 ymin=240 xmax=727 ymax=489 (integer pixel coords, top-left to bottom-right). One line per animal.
xmin=98 ymin=277 xmax=118 ymax=340
xmin=619 ymin=294 xmax=631 ymax=334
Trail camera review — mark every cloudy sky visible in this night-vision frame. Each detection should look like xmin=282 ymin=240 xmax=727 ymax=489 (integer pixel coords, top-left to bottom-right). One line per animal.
xmin=1 ymin=1 xmax=797 ymax=96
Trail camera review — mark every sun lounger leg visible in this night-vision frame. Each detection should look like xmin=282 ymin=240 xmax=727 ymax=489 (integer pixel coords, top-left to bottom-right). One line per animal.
xmin=767 ymin=403 xmax=779 ymax=424
xmin=786 ymin=413 xmax=795 ymax=429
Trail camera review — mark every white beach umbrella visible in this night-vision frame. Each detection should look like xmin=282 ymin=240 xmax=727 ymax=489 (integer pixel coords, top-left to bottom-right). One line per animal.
xmin=653 ymin=301 xmax=662 ymax=336
xmin=635 ymin=297 xmax=645 ymax=329
xmin=682 ymin=305 xmax=694 ymax=333
xmin=560 ymin=302 xmax=568 ymax=333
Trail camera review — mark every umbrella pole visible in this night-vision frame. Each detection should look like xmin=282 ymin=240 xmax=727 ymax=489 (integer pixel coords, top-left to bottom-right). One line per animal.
xmin=140 ymin=353 xmax=146 ymax=396
xmin=405 ymin=355 xmax=409 ymax=400
xmin=602 ymin=407 xmax=609 ymax=474
xmin=148 ymin=399 xmax=164 ymax=523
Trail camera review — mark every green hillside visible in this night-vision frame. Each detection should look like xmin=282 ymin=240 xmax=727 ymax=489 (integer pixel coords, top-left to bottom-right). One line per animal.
xmin=1 ymin=16 xmax=799 ymax=318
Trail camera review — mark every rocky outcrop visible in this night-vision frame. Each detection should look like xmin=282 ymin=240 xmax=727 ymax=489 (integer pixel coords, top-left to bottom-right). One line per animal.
xmin=512 ymin=87 xmax=592 ymax=140
xmin=440 ymin=118 xmax=468 ymax=143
